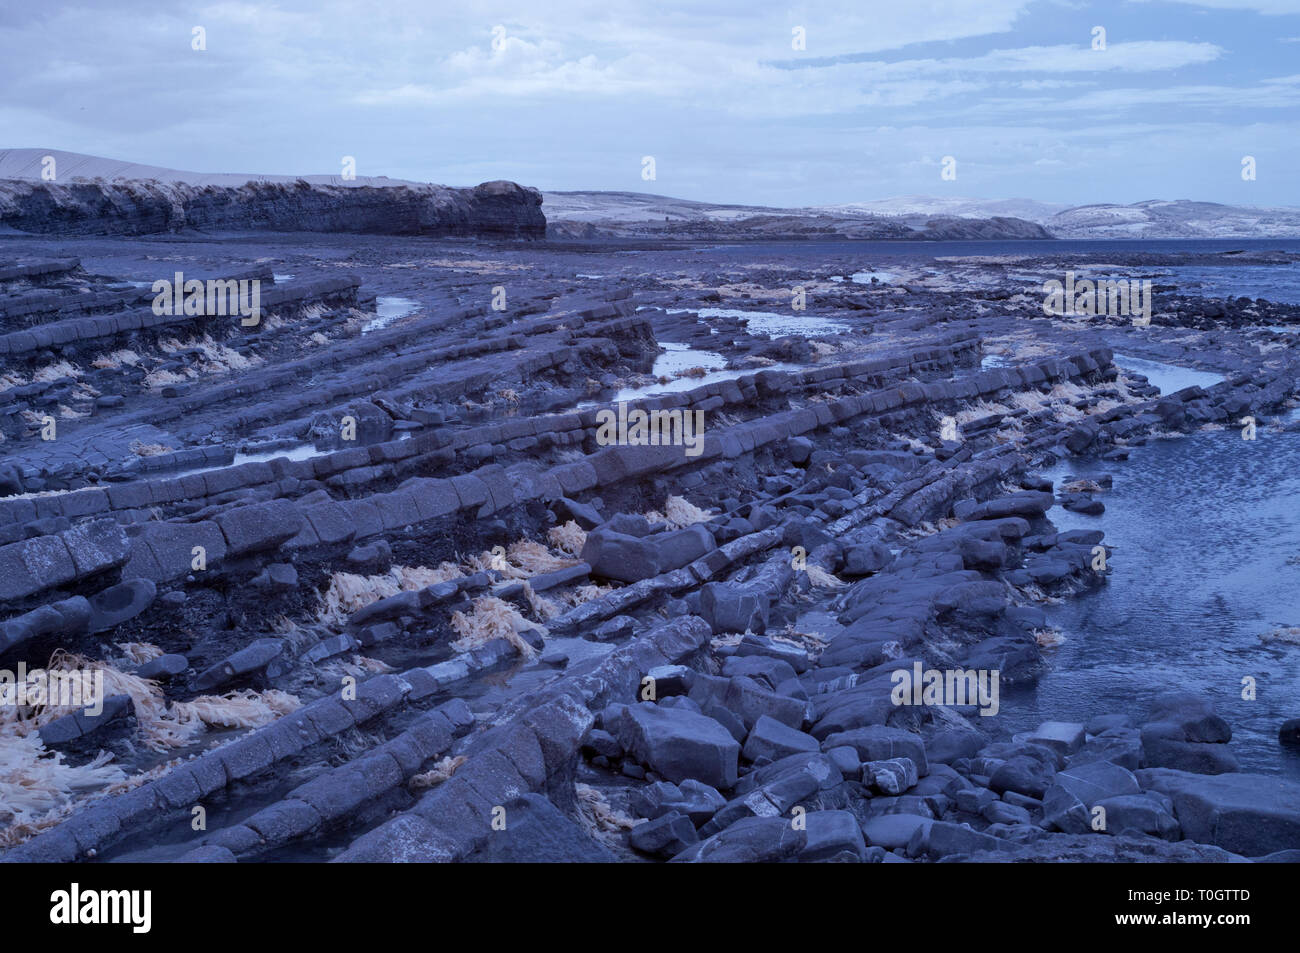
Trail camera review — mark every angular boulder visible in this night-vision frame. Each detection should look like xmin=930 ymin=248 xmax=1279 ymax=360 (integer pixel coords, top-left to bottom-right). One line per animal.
xmin=614 ymin=703 xmax=740 ymax=790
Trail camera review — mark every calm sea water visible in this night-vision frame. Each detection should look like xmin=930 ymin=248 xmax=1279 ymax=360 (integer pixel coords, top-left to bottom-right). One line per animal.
xmin=1001 ymin=427 xmax=1300 ymax=780
xmin=649 ymin=238 xmax=1300 ymax=303
xmin=687 ymin=237 xmax=1300 ymax=260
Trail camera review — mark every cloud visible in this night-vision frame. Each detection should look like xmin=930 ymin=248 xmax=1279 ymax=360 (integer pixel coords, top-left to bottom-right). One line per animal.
xmin=780 ymin=40 xmax=1222 ymax=73
xmin=0 ymin=0 xmax=1295 ymax=205
xmin=1135 ymin=0 xmax=1300 ymax=14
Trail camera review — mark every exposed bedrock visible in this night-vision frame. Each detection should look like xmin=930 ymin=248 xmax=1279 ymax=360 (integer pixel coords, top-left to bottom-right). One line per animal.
xmin=3 ymin=236 xmax=1300 ymax=864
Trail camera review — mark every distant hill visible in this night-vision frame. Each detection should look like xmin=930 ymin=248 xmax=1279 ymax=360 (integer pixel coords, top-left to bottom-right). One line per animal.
xmin=0 ymin=148 xmax=423 ymax=189
xmin=542 ymin=191 xmax=1052 ymax=241
xmin=1045 ymin=199 xmax=1300 ymax=239
xmin=543 ymin=190 xmax=1300 ymax=240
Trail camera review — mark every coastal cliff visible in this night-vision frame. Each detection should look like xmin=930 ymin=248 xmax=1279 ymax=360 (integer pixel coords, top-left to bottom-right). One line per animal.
xmin=0 ymin=152 xmax=545 ymax=238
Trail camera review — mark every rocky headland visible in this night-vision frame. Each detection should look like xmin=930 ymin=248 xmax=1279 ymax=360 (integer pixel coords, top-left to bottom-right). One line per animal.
xmin=0 ymin=150 xmax=544 ymax=238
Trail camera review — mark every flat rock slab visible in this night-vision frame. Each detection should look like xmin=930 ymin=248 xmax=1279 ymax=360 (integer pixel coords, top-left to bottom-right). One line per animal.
xmin=1136 ymin=768 xmax=1300 ymax=857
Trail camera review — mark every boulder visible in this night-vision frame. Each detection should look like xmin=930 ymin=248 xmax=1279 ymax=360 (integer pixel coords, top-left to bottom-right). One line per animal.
xmin=629 ymin=779 xmax=726 ymax=826
xmin=670 ymin=816 xmax=806 ymax=863
xmin=1093 ymin=793 xmax=1180 ymax=840
xmin=582 ymin=521 xmax=715 ymax=583
xmin=1136 ymin=768 xmax=1300 ymax=856
xmin=614 ymin=703 xmax=740 ymax=790
xmin=87 ymin=578 xmax=156 ymax=633
xmin=909 ymin=820 xmax=1007 ymax=859
xmin=700 ymin=582 xmax=769 ymax=635
xmin=1023 ymin=721 xmax=1086 ymax=755
xmin=862 ymin=813 xmax=932 ymax=849
xmin=800 ymin=810 xmax=868 ymax=862
xmin=1144 ymin=692 xmax=1232 ymax=743
xmin=864 ymin=757 xmax=919 ymax=795
xmin=989 ymin=755 xmax=1057 ymax=799
xmin=38 ymin=694 xmax=133 ymax=746
xmin=628 ymin=812 xmax=698 ymax=858
xmin=957 ymin=491 xmax=1054 ymax=522
xmin=742 ymin=715 xmax=819 ymax=765
xmin=136 ymin=653 xmax=189 ymax=680
xmin=843 ymin=542 xmax=894 ymax=576
xmin=822 ymin=726 xmax=929 ymax=776
xmin=1141 ymin=728 xmax=1239 ymax=774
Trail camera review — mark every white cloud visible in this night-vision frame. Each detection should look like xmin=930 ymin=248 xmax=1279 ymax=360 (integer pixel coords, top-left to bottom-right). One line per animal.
xmin=1135 ymin=0 xmax=1300 ymax=14
xmin=0 ymin=0 xmax=1294 ymax=205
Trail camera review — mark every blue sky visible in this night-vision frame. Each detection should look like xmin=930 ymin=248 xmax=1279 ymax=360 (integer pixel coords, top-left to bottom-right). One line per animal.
xmin=2 ymin=0 xmax=1298 ymax=206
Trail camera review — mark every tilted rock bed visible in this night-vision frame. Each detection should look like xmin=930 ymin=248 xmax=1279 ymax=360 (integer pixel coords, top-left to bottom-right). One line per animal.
xmin=1 ymin=235 xmax=1299 ymax=862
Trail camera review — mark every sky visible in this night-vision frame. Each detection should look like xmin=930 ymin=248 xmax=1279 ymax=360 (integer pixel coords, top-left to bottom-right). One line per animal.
xmin=1 ymin=0 xmax=1298 ymax=207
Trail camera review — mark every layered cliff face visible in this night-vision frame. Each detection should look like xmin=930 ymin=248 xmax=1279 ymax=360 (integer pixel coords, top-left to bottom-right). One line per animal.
xmin=0 ymin=176 xmax=545 ymax=238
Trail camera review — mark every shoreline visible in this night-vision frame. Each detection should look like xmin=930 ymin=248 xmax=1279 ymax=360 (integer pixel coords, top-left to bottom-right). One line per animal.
xmin=1 ymin=232 xmax=1298 ymax=863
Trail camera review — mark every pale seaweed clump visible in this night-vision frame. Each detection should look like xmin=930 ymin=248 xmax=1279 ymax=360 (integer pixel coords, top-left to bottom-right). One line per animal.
xmin=319 ymin=655 xmax=397 ymax=680
xmin=645 ymin=495 xmax=713 ymax=529
xmin=393 ymin=564 xmax=464 ymax=589
xmin=1 ymin=652 xmax=301 ymax=752
xmin=409 ymin=755 xmax=466 ymax=790
xmin=555 ymin=583 xmax=612 ymax=608
xmin=0 ymin=652 xmax=180 ymax=746
xmin=91 ymin=349 xmax=142 ymax=370
xmin=955 ymin=400 xmax=1012 ymax=425
xmin=804 ymin=564 xmax=846 ymax=589
xmin=468 ymin=539 xmax=578 ymax=579
xmin=0 ymin=734 xmax=125 ymax=839
xmin=169 ymin=689 xmax=302 ymax=730
xmin=116 ymin=642 xmax=165 ymax=664
xmin=1259 ymin=627 xmax=1300 ymax=645
xmin=1060 ymin=478 xmax=1104 ymax=494
xmin=317 ymin=563 xmax=463 ymax=624
xmin=506 ymin=540 xmax=577 ymax=574
xmin=521 ymin=582 xmax=561 ymax=621
xmin=575 ymin=783 xmax=638 ymax=845
xmin=547 ymin=520 xmax=587 ymax=557
xmin=449 ymin=596 xmax=544 ymax=659
xmin=353 ymin=655 xmax=396 ymax=674
xmin=129 ymin=440 xmax=175 ymax=457
xmin=0 ymin=754 xmax=187 ymax=849
xmin=31 ymin=360 xmax=81 ymax=383
xmin=160 ymin=334 xmax=263 ymax=373
xmin=772 ymin=630 xmax=826 ymax=655
xmin=142 ymin=367 xmax=190 ymax=390
xmin=1034 ymin=627 xmax=1067 ymax=648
